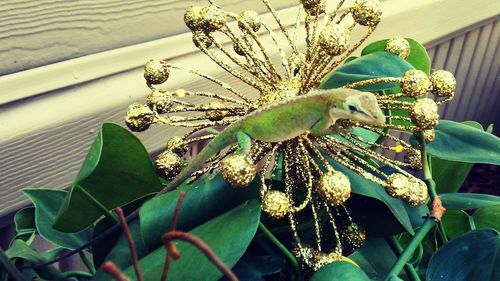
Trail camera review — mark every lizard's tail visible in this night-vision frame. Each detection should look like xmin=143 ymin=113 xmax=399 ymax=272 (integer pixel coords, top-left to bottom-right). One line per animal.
xmin=158 ymin=126 xmax=239 ymax=194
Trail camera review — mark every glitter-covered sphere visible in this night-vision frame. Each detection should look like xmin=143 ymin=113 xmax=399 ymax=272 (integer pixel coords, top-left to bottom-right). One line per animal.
xmin=385 ymin=173 xmax=410 ymax=199
xmin=301 ymin=0 xmax=325 ymax=16
xmin=184 ymin=6 xmax=205 ymax=31
xmin=221 ymin=155 xmax=256 ymax=187
xmin=261 ymin=190 xmax=291 ymax=219
xmin=238 ymin=10 xmax=262 ymax=32
xmin=144 ymin=59 xmax=169 ymax=85
xmin=319 ymin=24 xmax=350 ymax=56
xmin=201 ymin=5 xmax=226 ymax=32
xmin=409 ymin=98 xmax=439 ymax=129
xmin=155 ymin=151 xmax=183 ymax=179
xmin=192 ymin=31 xmax=213 ymax=48
xmin=233 ymin=36 xmax=252 ymax=56
xmin=310 ymin=251 xmax=342 ymax=271
xmin=404 ymin=177 xmax=429 ymax=206
xmin=430 ymin=70 xmax=456 ymax=98
xmin=146 ymin=89 xmax=173 ymax=114
xmin=415 ymin=129 xmax=436 ymax=143
xmin=400 ymin=70 xmax=432 ymax=97
xmin=125 ymin=103 xmax=154 ymax=132
xmin=349 ymin=0 xmax=382 ymax=27
xmin=341 ymin=223 xmax=366 ymax=248
xmin=318 ymin=170 xmax=351 ymax=205
xmin=404 ymin=148 xmax=423 ymax=170
xmin=385 ymin=38 xmax=410 ymax=59
xmin=166 ymin=136 xmax=187 ymax=156
xmin=288 ymin=52 xmax=306 ymax=77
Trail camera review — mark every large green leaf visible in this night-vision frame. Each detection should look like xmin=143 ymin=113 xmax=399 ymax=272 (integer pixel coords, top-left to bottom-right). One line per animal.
xmin=54 ymin=123 xmax=163 ymax=233
xmin=431 ymin=121 xmax=491 ymax=193
xmin=319 ymin=52 xmax=414 ymax=91
xmin=349 ymin=237 xmax=397 ymax=280
xmin=14 ymin=207 xmax=36 ymax=242
xmin=140 ymin=174 xmax=258 ymax=250
xmin=123 ymin=200 xmax=261 ymax=281
xmin=23 ymin=189 xmax=93 ymax=249
xmin=440 ymin=193 xmax=500 ymax=210
xmin=424 ymin=120 xmax=500 ymax=164
xmin=361 ymin=38 xmax=431 ymax=75
xmin=427 ymin=229 xmax=500 ymax=281
xmin=473 ymin=205 xmax=500 ymax=231
xmin=310 ymin=261 xmax=371 ymax=281
xmin=441 ymin=210 xmax=471 ymax=239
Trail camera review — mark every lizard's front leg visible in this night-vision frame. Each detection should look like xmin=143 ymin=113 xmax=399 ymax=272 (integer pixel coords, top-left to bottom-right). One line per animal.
xmin=310 ymin=117 xmax=338 ymax=137
xmin=235 ymin=131 xmax=252 ymax=155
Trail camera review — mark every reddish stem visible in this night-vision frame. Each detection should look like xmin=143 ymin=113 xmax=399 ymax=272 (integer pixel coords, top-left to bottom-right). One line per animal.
xmin=162 ymin=231 xmax=239 ymax=281
xmin=171 ymin=191 xmax=186 ymax=230
xmin=115 ymin=207 xmax=144 ymax=281
xmin=160 ymin=253 xmax=171 ymax=281
xmin=103 ymin=261 xmax=130 ymax=281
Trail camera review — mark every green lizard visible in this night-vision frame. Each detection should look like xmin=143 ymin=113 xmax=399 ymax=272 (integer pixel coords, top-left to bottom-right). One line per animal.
xmin=159 ymin=88 xmax=385 ymax=194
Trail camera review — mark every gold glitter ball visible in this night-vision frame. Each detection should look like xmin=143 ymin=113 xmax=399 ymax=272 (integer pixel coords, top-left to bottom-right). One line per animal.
xmin=414 ymin=129 xmax=436 ymax=143
xmin=166 ymin=136 xmax=187 ymax=156
xmin=221 ymin=155 xmax=256 ymax=187
xmin=385 ymin=38 xmax=410 ymax=59
xmin=192 ymin=31 xmax=213 ymax=48
xmin=341 ymin=223 xmax=366 ymax=249
xmin=125 ymin=103 xmax=154 ymax=132
xmin=404 ymin=148 xmax=422 ymax=170
xmin=318 ymin=170 xmax=351 ymax=205
xmin=155 ymin=151 xmax=183 ymax=179
xmin=385 ymin=173 xmax=410 ymax=199
xmin=146 ymin=89 xmax=173 ymax=114
xmin=184 ymin=6 xmax=205 ymax=31
xmin=349 ymin=0 xmax=382 ymax=27
xmin=430 ymin=70 xmax=456 ymax=98
xmin=301 ymin=0 xmax=325 ymax=16
xmin=319 ymin=24 xmax=350 ymax=56
xmin=400 ymin=70 xmax=432 ymax=97
xmin=233 ymin=36 xmax=253 ymax=56
xmin=288 ymin=52 xmax=306 ymax=77
xmin=261 ymin=190 xmax=291 ymax=219
xmin=404 ymin=177 xmax=429 ymax=206
xmin=237 ymin=10 xmax=262 ymax=32
xmin=144 ymin=59 xmax=169 ymax=85
xmin=409 ymin=98 xmax=439 ymax=129
xmin=201 ymin=5 xmax=226 ymax=32
xmin=311 ymin=251 xmax=342 ymax=271
xmin=205 ymin=109 xmax=230 ymax=121
xmin=259 ymin=82 xmax=300 ymax=106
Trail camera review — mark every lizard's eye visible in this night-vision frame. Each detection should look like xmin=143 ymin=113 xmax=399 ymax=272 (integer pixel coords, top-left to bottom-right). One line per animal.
xmin=348 ymin=105 xmax=358 ymax=112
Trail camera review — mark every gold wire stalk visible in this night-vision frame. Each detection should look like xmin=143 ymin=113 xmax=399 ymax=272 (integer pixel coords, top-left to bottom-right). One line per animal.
xmin=125 ymin=0 xmax=457 ymax=271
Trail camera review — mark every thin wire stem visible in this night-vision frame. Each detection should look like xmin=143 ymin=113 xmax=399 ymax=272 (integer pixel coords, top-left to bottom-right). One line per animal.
xmin=385 ymin=236 xmax=421 ymax=281
xmin=258 ymin=222 xmax=299 ymax=271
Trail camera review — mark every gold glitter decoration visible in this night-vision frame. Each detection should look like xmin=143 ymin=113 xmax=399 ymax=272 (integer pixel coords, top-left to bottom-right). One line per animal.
xmin=166 ymin=136 xmax=187 ymax=156
xmin=221 ymin=154 xmax=256 ymax=187
xmin=400 ymin=70 xmax=432 ymax=97
xmin=404 ymin=177 xmax=429 ymax=206
xmin=192 ymin=31 xmax=213 ymax=48
xmin=261 ymin=190 xmax=291 ymax=219
xmin=144 ymin=59 xmax=169 ymax=85
xmin=404 ymin=148 xmax=422 ymax=170
xmin=155 ymin=151 xmax=183 ymax=179
xmin=310 ymin=251 xmax=342 ymax=271
xmin=238 ymin=10 xmax=262 ymax=32
xmin=317 ymin=170 xmax=351 ymax=205
xmin=319 ymin=24 xmax=350 ymax=56
xmin=125 ymin=103 xmax=154 ymax=132
xmin=288 ymin=52 xmax=306 ymax=77
xmin=201 ymin=5 xmax=226 ymax=32
xmin=385 ymin=38 xmax=410 ymax=59
xmin=341 ymin=223 xmax=366 ymax=248
xmin=301 ymin=0 xmax=325 ymax=16
xmin=233 ymin=36 xmax=252 ymax=56
xmin=409 ymin=98 xmax=439 ymax=129
xmin=184 ymin=6 xmax=205 ymax=31
xmin=146 ymin=89 xmax=173 ymax=114
xmin=415 ymin=129 xmax=436 ymax=143
xmin=385 ymin=173 xmax=410 ymax=199
xmin=430 ymin=70 xmax=456 ymax=98
xmin=349 ymin=0 xmax=382 ymax=27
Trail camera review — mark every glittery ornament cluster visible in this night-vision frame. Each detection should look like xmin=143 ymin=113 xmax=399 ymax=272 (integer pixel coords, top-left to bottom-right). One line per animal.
xmin=385 ymin=38 xmax=410 ymax=59
xmin=317 ymin=170 xmax=351 ymax=205
xmin=221 ymin=155 xmax=256 ymax=187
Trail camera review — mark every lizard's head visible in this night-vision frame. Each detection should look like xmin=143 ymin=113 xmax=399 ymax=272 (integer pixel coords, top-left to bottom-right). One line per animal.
xmin=332 ymin=89 xmax=386 ymax=125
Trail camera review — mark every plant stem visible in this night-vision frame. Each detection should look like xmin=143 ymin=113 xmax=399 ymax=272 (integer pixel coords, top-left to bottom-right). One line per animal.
xmin=258 ymin=222 xmax=299 ymax=270
xmin=384 ymin=219 xmax=435 ymax=281
xmin=79 ymin=251 xmax=96 ymax=274
xmin=385 ymin=236 xmax=421 ymax=281
xmin=76 ymin=185 xmax=118 ymax=223
xmin=0 ymin=248 xmax=24 ymax=281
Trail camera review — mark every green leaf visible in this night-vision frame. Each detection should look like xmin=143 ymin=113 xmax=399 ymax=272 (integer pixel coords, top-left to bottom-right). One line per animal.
xmin=440 ymin=193 xmax=500 ymax=210
xmin=54 ymin=123 xmax=163 ymax=233
xmin=23 ymin=189 xmax=93 ymax=249
xmin=140 ymin=174 xmax=258 ymax=250
xmin=349 ymin=237 xmax=397 ymax=280
xmin=424 ymin=120 xmax=500 ymax=164
xmin=319 ymin=52 xmax=413 ymax=91
xmin=310 ymin=261 xmax=371 ymax=281
xmin=427 ymin=229 xmax=500 ymax=281
xmin=14 ymin=207 xmax=36 ymax=242
xmin=332 ymin=162 xmax=415 ymax=235
xmin=431 ymin=121 xmax=489 ymax=193
xmin=123 ymin=200 xmax=261 ymax=281
xmin=441 ymin=210 xmax=471 ymax=239
xmin=473 ymin=205 xmax=500 ymax=231
xmin=361 ymin=38 xmax=431 ymax=75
